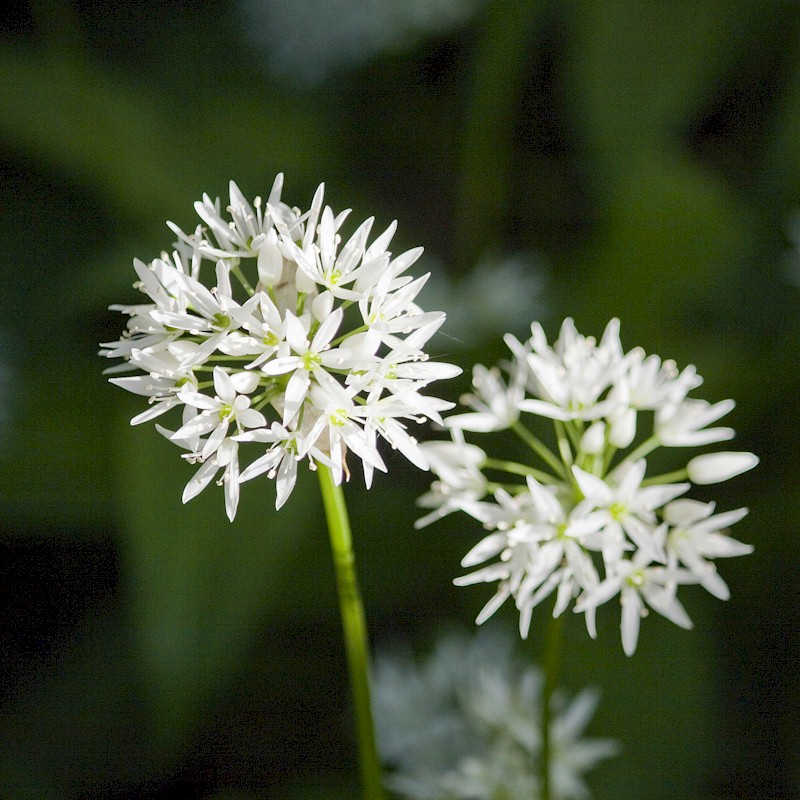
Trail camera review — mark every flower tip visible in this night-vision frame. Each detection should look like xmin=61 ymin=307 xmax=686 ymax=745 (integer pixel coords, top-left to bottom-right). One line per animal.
xmin=687 ymin=451 xmax=759 ymax=484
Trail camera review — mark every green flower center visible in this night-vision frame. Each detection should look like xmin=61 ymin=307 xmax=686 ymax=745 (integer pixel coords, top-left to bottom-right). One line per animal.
xmin=625 ymin=570 xmax=645 ymax=588
xmin=609 ymin=501 xmax=626 ymax=520
xmin=303 ymin=351 xmax=322 ymax=370
xmin=330 ymin=408 xmax=348 ymax=427
xmin=212 ymin=312 xmax=231 ymax=329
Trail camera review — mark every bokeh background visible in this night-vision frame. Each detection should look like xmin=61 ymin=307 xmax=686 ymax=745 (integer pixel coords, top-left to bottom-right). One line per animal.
xmin=1 ymin=1 xmax=798 ymax=798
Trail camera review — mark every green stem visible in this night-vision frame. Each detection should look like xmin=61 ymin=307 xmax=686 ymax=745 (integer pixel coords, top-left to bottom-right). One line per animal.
xmin=486 ymin=481 xmax=530 ymax=495
xmin=617 ymin=435 xmax=660 ymax=470
xmin=512 ymin=421 xmax=568 ymax=479
xmin=483 ymin=457 xmax=559 ymax=485
xmin=541 ymin=612 xmax=565 ymax=800
xmin=231 ymin=264 xmax=256 ymax=296
xmin=317 ymin=464 xmax=385 ymax=800
xmin=641 ymin=467 xmax=689 ymax=486
xmin=554 ymin=420 xmax=575 ymax=470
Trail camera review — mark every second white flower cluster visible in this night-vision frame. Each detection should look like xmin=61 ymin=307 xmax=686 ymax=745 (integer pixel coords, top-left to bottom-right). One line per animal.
xmin=101 ymin=176 xmax=460 ymax=519
xmin=417 ymin=319 xmax=757 ymax=655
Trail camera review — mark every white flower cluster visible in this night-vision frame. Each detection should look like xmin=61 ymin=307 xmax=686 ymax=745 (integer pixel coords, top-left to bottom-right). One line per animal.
xmin=374 ymin=629 xmax=618 ymax=800
xmin=243 ymin=0 xmax=483 ymax=83
xmin=101 ymin=176 xmax=460 ymax=520
xmin=417 ymin=319 xmax=757 ymax=656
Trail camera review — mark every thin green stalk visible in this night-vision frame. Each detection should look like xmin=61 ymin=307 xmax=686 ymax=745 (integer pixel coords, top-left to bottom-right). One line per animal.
xmin=541 ymin=612 xmax=565 ymax=800
xmin=554 ymin=420 xmax=575 ymax=470
xmin=317 ymin=464 xmax=385 ymax=800
xmin=617 ymin=435 xmax=660 ymax=470
xmin=483 ymin=457 xmax=559 ymax=485
xmin=512 ymin=421 xmax=568 ymax=480
xmin=641 ymin=467 xmax=689 ymax=486
xmin=231 ymin=264 xmax=256 ymax=296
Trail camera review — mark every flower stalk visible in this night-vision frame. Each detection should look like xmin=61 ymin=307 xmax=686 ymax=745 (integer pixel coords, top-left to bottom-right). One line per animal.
xmin=318 ymin=463 xmax=385 ymax=800
xmin=541 ymin=612 xmax=565 ymax=800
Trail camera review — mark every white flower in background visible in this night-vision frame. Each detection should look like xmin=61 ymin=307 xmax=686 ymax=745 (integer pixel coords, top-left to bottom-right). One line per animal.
xmin=373 ymin=629 xmax=618 ymax=800
xmin=101 ymin=175 xmax=460 ymax=519
xmin=421 ymin=251 xmax=547 ymax=349
xmin=241 ymin=0 xmax=485 ymax=84
xmin=418 ymin=319 xmax=757 ymax=655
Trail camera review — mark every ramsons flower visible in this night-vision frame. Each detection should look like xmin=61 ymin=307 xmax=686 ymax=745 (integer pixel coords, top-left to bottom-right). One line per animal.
xmin=373 ymin=629 xmax=618 ymax=800
xmin=419 ymin=319 xmax=757 ymax=655
xmin=101 ymin=176 xmax=460 ymax=519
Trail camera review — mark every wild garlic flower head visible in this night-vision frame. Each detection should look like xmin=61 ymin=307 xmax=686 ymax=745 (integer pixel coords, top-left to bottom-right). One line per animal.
xmin=418 ymin=319 xmax=757 ymax=656
xmin=373 ymin=629 xmax=618 ymax=800
xmin=101 ymin=175 xmax=460 ymax=520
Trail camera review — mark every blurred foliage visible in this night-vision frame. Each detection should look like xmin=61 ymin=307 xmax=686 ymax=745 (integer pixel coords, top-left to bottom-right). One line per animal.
xmin=0 ymin=0 xmax=798 ymax=798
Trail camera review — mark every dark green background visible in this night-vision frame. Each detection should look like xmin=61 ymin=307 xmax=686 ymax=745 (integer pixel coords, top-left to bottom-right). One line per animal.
xmin=0 ymin=1 xmax=796 ymax=798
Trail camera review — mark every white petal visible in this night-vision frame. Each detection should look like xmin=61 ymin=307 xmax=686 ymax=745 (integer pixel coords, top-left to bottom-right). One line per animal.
xmin=213 ymin=366 xmax=236 ymax=403
xmin=275 ymin=454 xmax=298 ymax=509
xmin=461 ymin=533 xmax=508 ymax=567
xmin=475 ymin=585 xmax=512 ymax=625
xmin=282 ymin=370 xmax=310 ymax=425
xmin=182 ymin=459 xmax=218 ymax=504
xmin=571 ymin=466 xmax=612 ymax=505
xmin=230 ymin=370 xmax=260 ymax=394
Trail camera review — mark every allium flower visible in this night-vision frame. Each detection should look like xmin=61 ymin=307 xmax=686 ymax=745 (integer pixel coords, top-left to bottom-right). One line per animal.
xmin=418 ymin=319 xmax=757 ymax=655
xmin=101 ymin=176 xmax=460 ymax=519
xmin=242 ymin=0 xmax=484 ymax=84
xmin=373 ymin=629 xmax=618 ymax=800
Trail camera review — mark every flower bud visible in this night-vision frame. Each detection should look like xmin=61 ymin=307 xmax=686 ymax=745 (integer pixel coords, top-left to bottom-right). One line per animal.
xmin=312 ymin=290 xmax=334 ymax=322
xmin=256 ymin=230 xmax=283 ymax=286
xmin=295 ymin=263 xmax=317 ymax=294
xmin=687 ymin=451 xmax=759 ymax=485
xmin=580 ymin=421 xmax=606 ymax=454
xmin=609 ymin=407 xmax=636 ymax=449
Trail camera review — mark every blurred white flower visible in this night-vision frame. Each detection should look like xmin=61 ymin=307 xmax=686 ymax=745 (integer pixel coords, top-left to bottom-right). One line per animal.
xmin=101 ymin=176 xmax=460 ymax=519
xmin=422 ymin=252 xmax=547 ymax=349
xmin=241 ymin=0 xmax=485 ymax=83
xmin=420 ymin=319 xmax=756 ymax=655
xmin=373 ymin=629 xmax=618 ymax=800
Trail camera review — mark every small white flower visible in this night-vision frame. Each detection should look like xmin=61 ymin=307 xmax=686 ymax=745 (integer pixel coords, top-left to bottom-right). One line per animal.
xmin=416 ymin=433 xmax=488 ymax=528
xmin=512 ymin=319 xmax=623 ymax=423
xmin=574 ymin=537 xmax=698 ymax=656
xmin=172 ymin=366 xmax=265 ymax=460
xmin=572 ymin=461 xmax=689 ymax=565
xmin=181 ymin=438 xmax=242 ymax=522
xmin=664 ymin=499 xmax=752 ymax=599
xmin=261 ymin=308 xmax=345 ymax=425
xmin=446 ymin=363 xmax=524 ymax=432
xmin=655 ymin=398 xmax=736 ymax=447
